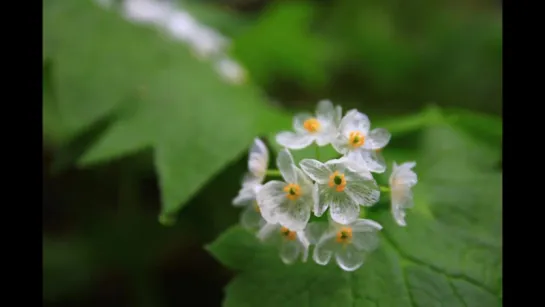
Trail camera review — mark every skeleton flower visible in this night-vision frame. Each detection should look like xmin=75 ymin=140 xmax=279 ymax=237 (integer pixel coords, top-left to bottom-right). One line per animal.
xmin=232 ymin=138 xmax=269 ymax=229
xmin=389 ymin=162 xmax=418 ymax=226
xmin=257 ymin=222 xmax=310 ymax=264
xmin=307 ymin=218 xmax=382 ymax=272
xmin=299 ymin=158 xmax=380 ymax=224
xmin=333 ymin=109 xmax=391 ymax=174
xmin=276 ymin=100 xmax=342 ymax=149
xmin=256 ymin=149 xmax=318 ymax=231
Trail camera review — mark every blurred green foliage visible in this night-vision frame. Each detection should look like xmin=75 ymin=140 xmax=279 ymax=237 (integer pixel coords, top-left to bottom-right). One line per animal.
xmin=43 ymin=0 xmax=501 ymax=306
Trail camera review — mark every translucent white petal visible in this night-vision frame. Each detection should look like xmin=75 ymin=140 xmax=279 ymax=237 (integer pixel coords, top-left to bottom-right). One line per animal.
xmin=316 ymin=183 xmax=346 ymax=219
xmin=316 ymin=99 xmax=335 ymax=122
xmin=340 ymin=152 xmax=377 ymax=177
xmin=351 ymin=231 xmax=380 ymax=252
xmin=260 ymin=205 xmax=280 ymax=225
xmin=368 ymin=128 xmax=391 ymax=149
xmin=294 ymin=167 xmax=314 ymax=188
xmin=315 ymin=131 xmax=336 ymax=146
xmin=391 ymin=186 xmax=414 ymax=208
xmin=391 ymin=162 xmax=418 ymax=187
xmin=276 ymin=132 xmax=314 ymax=150
xmin=274 ymin=197 xmax=311 ymax=231
xmin=335 ymin=244 xmax=366 ymax=272
xmin=311 ymin=183 xmax=321 ymax=216
xmin=277 ymin=149 xmax=297 ymax=183
xmin=339 ymin=109 xmax=370 ymax=135
xmin=257 ymin=223 xmax=280 ymax=242
xmin=400 ymin=161 xmax=417 ymax=169
xmin=232 ymin=184 xmax=257 ymax=207
xmin=241 ymin=172 xmax=261 ymax=186
xmin=240 ymin=205 xmax=263 ymax=230
xmin=392 ymin=202 xmax=407 ymax=227
xmin=248 ymin=138 xmax=269 ymax=180
xmin=329 ymin=196 xmax=360 ymax=225
xmin=351 ymin=220 xmax=382 ymax=252
xmin=324 ymin=158 xmax=349 ymax=173
xmin=304 ymin=222 xmax=329 ymax=245
xmin=332 ymin=133 xmax=351 ymax=155
xmin=299 ymin=159 xmax=330 ymax=184
xmin=368 ymin=150 xmax=387 ymax=173
xmin=296 ymin=231 xmax=311 ymax=262
xmin=280 ymin=240 xmax=301 ymax=264
xmin=351 ymin=218 xmax=383 ymax=232
xmin=335 ymin=105 xmax=343 ymax=126
xmin=256 ymin=181 xmax=288 ymax=225
xmin=344 ymin=174 xmax=380 ymax=206
xmin=293 ymin=113 xmax=315 ymax=133
xmin=391 ymin=187 xmax=414 ymax=226
xmin=313 ymin=233 xmax=337 ymax=265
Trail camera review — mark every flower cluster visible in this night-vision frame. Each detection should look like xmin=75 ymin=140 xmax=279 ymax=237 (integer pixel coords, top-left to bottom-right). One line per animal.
xmin=233 ymin=100 xmax=417 ymax=272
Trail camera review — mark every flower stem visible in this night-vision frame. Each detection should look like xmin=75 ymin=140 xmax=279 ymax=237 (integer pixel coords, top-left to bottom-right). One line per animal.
xmin=266 ymin=169 xmax=282 ymax=176
xmin=315 ymin=145 xmax=320 ymax=160
xmin=380 ymin=186 xmax=391 ymax=192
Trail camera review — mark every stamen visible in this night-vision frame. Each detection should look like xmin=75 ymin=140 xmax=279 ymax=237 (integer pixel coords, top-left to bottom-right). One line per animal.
xmin=303 ymin=118 xmax=321 ymax=133
xmin=283 ymin=183 xmax=302 ymax=200
xmin=328 ymin=171 xmax=346 ymax=192
xmin=336 ymin=227 xmax=353 ymax=244
xmin=280 ymin=226 xmax=297 ymax=241
xmin=348 ymin=131 xmax=365 ymax=148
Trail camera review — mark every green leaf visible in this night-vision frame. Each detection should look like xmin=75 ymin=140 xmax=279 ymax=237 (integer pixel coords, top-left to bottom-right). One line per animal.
xmin=44 ymin=0 xmax=289 ymax=219
xmin=208 ymin=113 xmax=501 ymax=306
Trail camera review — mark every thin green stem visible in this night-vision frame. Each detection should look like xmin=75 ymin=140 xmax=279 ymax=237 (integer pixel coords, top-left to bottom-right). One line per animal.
xmin=380 ymin=186 xmax=391 ymax=192
xmin=315 ymin=145 xmax=320 ymax=160
xmin=266 ymin=169 xmax=282 ymax=176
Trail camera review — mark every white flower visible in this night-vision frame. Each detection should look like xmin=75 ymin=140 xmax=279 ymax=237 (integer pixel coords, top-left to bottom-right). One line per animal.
xmin=185 ymin=26 xmax=228 ymax=59
xmin=232 ymin=138 xmax=269 ymax=229
xmin=165 ymin=11 xmax=199 ymax=41
xmin=123 ymin=0 xmax=171 ymax=24
xmin=307 ymin=218 xmax=382 ymax=272
xmin=232 ymin=175 xmax=265 ymax=230
xmin=257 ymin=222 xmax=310 ymax=264
xmin=299 ymin=158 xmax=380 ymax=224
xmin=276 ymin=100 xmax=342 ymax=149
xmin=333 ymin=109 xmax=391 ymax=173
xmin=389 ymin=162 xmax=418 ymax=226
xmin=247 ymin=138 xmax=269 ymax=182
xmin=256 ymin=149 xmax=318 ymax=231
xmin=214 ymin=57 xmax=246 ymax=85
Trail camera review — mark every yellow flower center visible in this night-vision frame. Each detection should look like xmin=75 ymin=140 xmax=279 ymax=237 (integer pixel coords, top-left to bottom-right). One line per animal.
xmin=336 ymin=227 xmax=353 ymax=244
xmin=303 ymin=118 xmax=321 ymax=133
xmin=328 ymin=171 xmax=346 ymax=192
xmin=348 ymin=131 xmax=365 ymax=148
xmin=283 ymin=183 xmax=302 ymax=200
xmin=280 ymin=226 xmax=297 ymax=241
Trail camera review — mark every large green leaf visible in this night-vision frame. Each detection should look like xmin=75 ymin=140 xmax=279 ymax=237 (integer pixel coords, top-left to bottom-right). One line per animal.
xmin=208 ymin=112 xmax=502 ymax=306
xmin=43 ymin=0 xmax=290 ymax=219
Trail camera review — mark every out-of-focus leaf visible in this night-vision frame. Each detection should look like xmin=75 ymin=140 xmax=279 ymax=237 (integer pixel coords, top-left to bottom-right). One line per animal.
xmin=43 ymin=0 xmax=290 ymax=221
